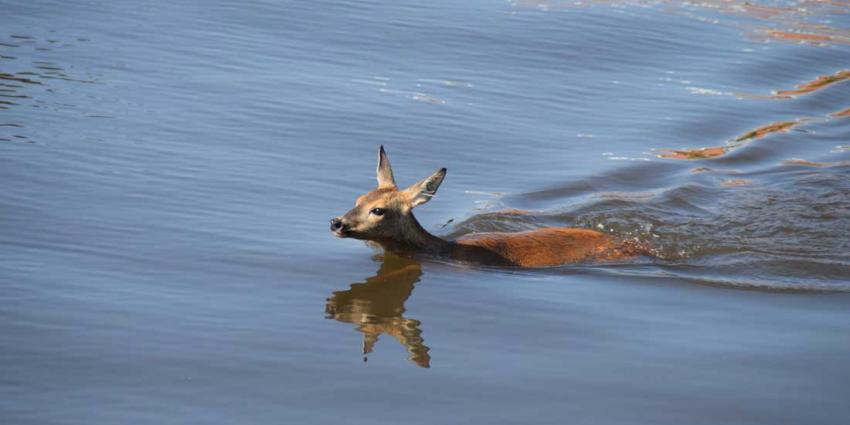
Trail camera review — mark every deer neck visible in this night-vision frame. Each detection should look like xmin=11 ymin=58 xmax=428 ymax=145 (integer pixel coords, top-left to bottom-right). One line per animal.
xmin=374 ymin=213 xmax=451 ymax=256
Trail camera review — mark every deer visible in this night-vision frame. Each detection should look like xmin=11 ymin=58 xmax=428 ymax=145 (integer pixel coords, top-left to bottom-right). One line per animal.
xmin=330 ymin=146 xmax=647 ymax=268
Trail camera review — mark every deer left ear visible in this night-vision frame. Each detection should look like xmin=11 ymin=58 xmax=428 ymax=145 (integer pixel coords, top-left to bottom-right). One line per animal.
xmin=376 ymin=145 xmax=397 ymax=189
xmin=404 ymin=168 xmax=446 ymax=208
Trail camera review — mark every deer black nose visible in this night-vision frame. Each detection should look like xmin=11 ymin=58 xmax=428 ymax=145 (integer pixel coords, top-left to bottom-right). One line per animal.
xmin=330 ymin=218 xmax=343 ymax=231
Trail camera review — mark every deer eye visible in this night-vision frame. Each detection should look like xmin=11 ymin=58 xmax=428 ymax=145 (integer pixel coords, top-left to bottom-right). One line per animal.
xmin=370 ymin=208 xmax=386 ymax=216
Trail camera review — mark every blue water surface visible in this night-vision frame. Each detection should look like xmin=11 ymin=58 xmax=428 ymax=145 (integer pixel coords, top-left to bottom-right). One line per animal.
xmin=2 ymin=0 xmax=850 ymax=424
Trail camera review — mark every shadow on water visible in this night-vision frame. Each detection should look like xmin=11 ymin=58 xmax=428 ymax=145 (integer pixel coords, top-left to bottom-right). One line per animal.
xmin=325 ymin=254 xmax=431 ymax=368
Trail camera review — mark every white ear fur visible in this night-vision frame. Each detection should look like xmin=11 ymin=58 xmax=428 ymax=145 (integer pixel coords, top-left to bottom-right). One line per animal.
xmin=376 ymin=145 xmax=397 ymax=189
xmin=404 ymin=168 xmax=446 ymax=208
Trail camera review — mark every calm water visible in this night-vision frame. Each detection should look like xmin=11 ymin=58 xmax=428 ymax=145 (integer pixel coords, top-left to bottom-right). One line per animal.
xmin=2 ymin=0 xmax=850 ymax=423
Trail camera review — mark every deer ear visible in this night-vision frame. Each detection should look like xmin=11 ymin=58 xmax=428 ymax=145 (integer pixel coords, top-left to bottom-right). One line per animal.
xmin=404 ymin=168 xmax=446 ymax=208
xmin=376 ymin=145 xmax=396 ymax=189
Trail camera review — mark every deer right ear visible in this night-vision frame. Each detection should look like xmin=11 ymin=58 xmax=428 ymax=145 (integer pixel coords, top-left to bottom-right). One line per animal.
xmin=376 ymin=145 xmax=397 ymax=189
xmin=403 ymin=168 xmax=446 ymax=208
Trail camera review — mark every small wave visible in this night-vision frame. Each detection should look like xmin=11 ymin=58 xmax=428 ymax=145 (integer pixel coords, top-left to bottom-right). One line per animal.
xmin=514 ymin=0 xmax=850 ymax=47
xmin=771 ymin=70 xmax=850 ymax=99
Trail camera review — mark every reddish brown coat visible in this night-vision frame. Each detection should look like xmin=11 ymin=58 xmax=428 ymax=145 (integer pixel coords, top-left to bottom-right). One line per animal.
xmin=452 ymin=227 xmax=633 ymax=267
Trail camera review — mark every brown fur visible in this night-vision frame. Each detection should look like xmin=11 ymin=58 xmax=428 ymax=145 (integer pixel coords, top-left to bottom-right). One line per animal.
xmin=452 ymin=227 xmax=617 ymax=267
xmin=332 ymin=147 xmax=647 ymax=268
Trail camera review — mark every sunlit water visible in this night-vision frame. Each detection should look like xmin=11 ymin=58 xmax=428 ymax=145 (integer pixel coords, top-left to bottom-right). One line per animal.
xmin=2 ymin=0 xmax=849 ymax=423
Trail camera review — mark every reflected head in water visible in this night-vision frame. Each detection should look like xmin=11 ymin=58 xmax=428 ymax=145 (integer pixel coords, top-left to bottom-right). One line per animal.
xmin=324 ymin=254 xmax=430 ymax=368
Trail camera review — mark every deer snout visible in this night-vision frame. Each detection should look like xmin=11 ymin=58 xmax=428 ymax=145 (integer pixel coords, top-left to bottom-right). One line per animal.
xmin=330 ymin=217 xmax=348 ymax=234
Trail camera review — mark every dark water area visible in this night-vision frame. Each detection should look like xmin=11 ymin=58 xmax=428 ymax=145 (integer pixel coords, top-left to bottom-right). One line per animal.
xmin=2 ymin=0 xmax=850 ymax=423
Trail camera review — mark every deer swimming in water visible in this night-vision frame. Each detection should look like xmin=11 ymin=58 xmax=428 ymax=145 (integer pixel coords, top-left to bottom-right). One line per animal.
xmin=330 ymin=146 xmax=646 ymax=268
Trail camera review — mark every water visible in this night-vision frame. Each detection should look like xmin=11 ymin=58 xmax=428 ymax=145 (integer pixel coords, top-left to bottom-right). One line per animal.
xmin=2 ymin=0 xmax=850 ymax=423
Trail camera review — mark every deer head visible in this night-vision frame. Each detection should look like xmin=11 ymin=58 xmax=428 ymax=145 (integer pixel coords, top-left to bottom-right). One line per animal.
xmin=330 ymin=146 xmax=446 ymax=249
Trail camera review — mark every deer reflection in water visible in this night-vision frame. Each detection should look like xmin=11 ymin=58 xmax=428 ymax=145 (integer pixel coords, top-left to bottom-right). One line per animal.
xmin=325 ymin=254 xmax=431 ymax=368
